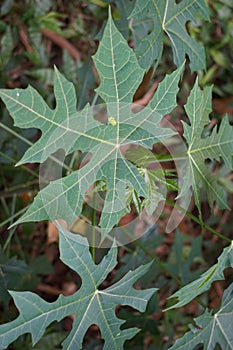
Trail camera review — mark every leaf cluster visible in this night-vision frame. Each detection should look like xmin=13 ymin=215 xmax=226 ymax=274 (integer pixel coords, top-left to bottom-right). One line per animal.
xmin=0 ymin=1 xmax=233 ymax=349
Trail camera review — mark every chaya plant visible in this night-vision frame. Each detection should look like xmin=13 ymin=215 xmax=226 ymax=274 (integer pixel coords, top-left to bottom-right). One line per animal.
xmin=0 ymin=4 xmax=233 ymax=350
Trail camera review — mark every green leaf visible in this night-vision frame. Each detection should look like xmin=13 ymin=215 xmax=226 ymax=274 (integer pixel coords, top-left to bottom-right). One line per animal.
xmin=181 ymin=79 xmax=233 ymax=214
xmin=0 ymin=11 xmax=184 ymax=237
xmin=125 ymin=142 xmax=179 ymax=216
xmin=0 ymin=67 xmax=77 ymax=165
xmin=76 ymin=58 xmax=96 ymax=110
xmin=125 ymin=146 xmax=159 ymax=167
xmin=0 ymin=0 xmax=14 ymax=16
xmin=35 ymin=0 xmax=52 ymax=17
xmin=140 ymin=168 xmax=165 ymax=216
xmin=0 ymin=226 xmax=157 ymax=349
xmin=93 ymin=8 xmax=145 ymax=104
xmin=167 ymin=241 xmax=233 ymax=309
xmin=148 ymin=61 xmax=185 ymax=114
xmin=26 ymin=68 xmax=55 ymax=86
xmin=0 ymin=26 xmax=14 ymax=66
xmin=165 ymin=230 xmax=205 ymax=284
xmin=126 ymin=146 xmax=178 ymax=188
xmin=119 ymin=293 xmax=160 ymax=348
xmin=0 ymin=249 xmax=53 ymax=308
xmin=103 ymin=0 xmax=136 ymax=40
xmin=0 ymin=251 xmax=28 ymax=307
xmin=169 ymin=282 xmax=233 ymax=350
xmin=113 ymin=225 xmax=163 ymax=287
xmin=130 ymin=0 xmax=210 ymax=71
xmin=32 ymin=331 xmax=67 ymax=350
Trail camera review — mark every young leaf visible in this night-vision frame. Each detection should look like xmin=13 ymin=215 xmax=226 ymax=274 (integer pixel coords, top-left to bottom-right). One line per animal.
xmin=167 ymin=241 xmax=233 ymax=309
xmin=169 ymin=282 xmax=233 ymax=350
xmin=130 ymin=0 xmax=210 ymax=71
xmin=0 ymin=11 xmax=184 ymax=237
xmin=142 ymin=170 xmax=165 ymax=216
xmin=0 ymin=226 xmax=157 ymax=349
xmin=181 ymin=79 xmax=233 ymax=214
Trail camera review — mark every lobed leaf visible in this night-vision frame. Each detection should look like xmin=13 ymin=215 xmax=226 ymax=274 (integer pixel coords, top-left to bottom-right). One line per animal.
xmin=0 ymin=66 xmax=78 ymax=165
xmin=181 ymin=79 xmax=233 ymax=214
xmin=167 ymin=241 xmax=233 ymax=309
xmin=0 ymin=225 xmax=157 ymax=350
xmin=169 ymin=282 xmax=233 ymax=350
xmin=0 ymin=11 xmax=184 ymax=238
xmin=130 ymin=0 xmax=210 ymax=71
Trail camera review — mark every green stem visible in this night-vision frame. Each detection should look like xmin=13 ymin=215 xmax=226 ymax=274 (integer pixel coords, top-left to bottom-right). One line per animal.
xmin=120 ymin=225 xmax=207 ymax=309
xmin=0 ymin=181 xmax=38 ymax=197
xmin=0 ymin=123 xmax=72 ymax=172
xmin=67 ymin=151 xmax=80 ymax=174
xmin=3 ymin=195 xmax=22 ymax=256
xmin=0 ymin=206 xmax=29 ymax=227
xmin=0 ymin=152 xmax=39 ymax=178
xmin=3 ymin=226 xmax=16 ymax=255
xmin=91 ymin=195 xmax=97 ymax=262
xmin=119 ymin=225 xmax=181 ymax=283
xmin=0 ymin=122 xmax=33 ymax=147
xmin=1 ymin=197 xmax=10 ymax=217
xmin=137 ymin=240 xmax=182 ymax=285
xmin=166 ymin=198 xmax=232 ymax=243
xmin=91 ymin=92 xmax=99 ymax=107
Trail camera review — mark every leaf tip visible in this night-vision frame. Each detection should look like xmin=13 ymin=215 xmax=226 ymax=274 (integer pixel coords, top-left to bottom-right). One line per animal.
xmin=108 ymin=4 xmax=112 ymax=19
xmin=15 ymin=160 xmax=22 ymax=167
xmin=163 ymin=296 xmax=180 ymax=311
xmin=8 ymin=221 xmax=17 ymax=230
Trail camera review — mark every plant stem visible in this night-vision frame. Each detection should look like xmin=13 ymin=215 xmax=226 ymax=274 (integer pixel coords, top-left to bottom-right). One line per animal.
xmin=0 ymin=152 xmax=39 ymax=178
xmin=121 ymin=225 xmax=207 ymax=309
xmin=1 ymin=197 xmax=10 ymax=217
xmin=91 ymin=195 xmax=97 ymax=262
xmin=0 ymin=123 xmax=72 ymax=171
xmin=119 ymin=225 xmax=181 ymax=283
xmin=0 ymin=122 xmax=33 ymax=147
xmin=0 ymin=185 xmax=38 ymax=197
xmin=166 ymin=198 xmax=232 ymax=243
xmin=0 ymin=206 xmax=29 ymax=227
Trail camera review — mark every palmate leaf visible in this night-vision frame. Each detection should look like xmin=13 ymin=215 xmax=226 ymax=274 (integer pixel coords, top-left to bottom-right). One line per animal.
xmin=0 ymin=225 xmax=156 ymax=349
xmin=130 ymin=0 xmax=209 ymax=71
xmin=0 ymin=10 xmax=184 ymax=238
xmin=181 ymin=79 xmax=233 ymax=214
xmin=169 ymin=282 xmax=233 ymax=350
xmin=167 ymin=241 xmax=233 ymax=310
